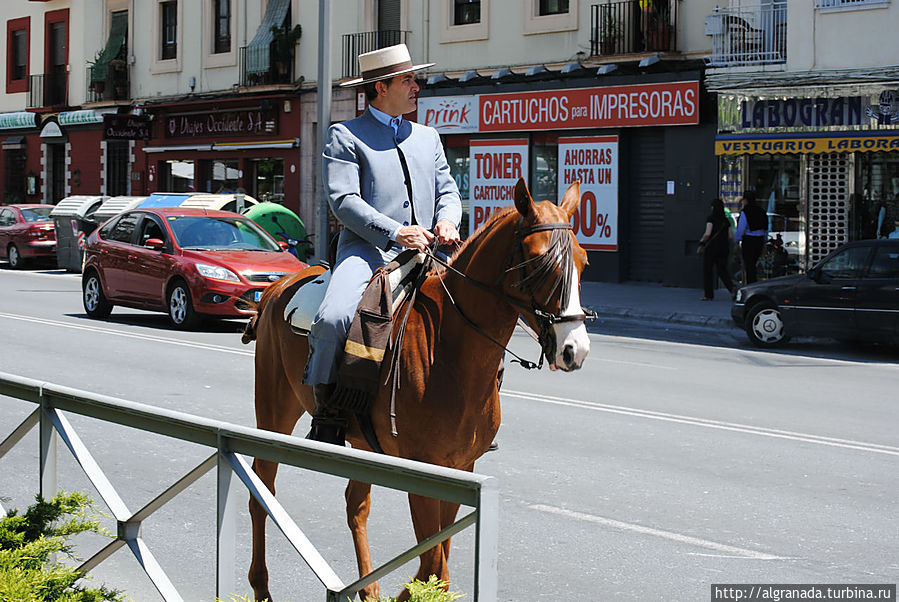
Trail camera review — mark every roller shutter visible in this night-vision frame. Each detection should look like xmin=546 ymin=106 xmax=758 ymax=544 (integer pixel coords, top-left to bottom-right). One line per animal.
xmin=627 ymin=129 xmax=666 ymax=282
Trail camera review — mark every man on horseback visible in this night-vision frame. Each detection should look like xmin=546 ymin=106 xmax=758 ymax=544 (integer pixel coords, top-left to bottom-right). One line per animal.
xmin=304 ymin=43 xmax=462 ymax=445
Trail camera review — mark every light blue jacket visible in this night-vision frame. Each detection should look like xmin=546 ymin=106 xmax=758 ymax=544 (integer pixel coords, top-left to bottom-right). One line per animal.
xmin=323 ymin=108 xmax=462 ymax=254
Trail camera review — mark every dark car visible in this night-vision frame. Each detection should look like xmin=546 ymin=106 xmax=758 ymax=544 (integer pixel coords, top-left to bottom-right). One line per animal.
xmin=82 ymin=207 xmax=306 ymax=329
xmin=732 ymin=239 xmax=899 ymax=347
xmin=0 ymin=204 xmax=56 ymax=268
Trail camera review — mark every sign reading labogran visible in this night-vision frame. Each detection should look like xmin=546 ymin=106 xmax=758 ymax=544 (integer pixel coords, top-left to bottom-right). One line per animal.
xmin=164 ymin=108 xmax=278 ymax=138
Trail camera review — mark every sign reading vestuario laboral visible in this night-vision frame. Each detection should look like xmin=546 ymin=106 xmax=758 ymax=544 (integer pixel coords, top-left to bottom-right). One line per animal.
xmin=418 ymin=96 xmax=479 ymax=133
xmin=164 ymin=109 xmax=278 ymax=138
xmin=468 ymin=139 xmax=529 ymax=237
xmin=558 ymin=136 xmax=619 ymax=251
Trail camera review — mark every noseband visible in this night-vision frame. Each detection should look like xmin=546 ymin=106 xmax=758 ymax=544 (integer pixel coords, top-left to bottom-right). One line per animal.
xmin=427 ymin=218 xmax=595 ymax=369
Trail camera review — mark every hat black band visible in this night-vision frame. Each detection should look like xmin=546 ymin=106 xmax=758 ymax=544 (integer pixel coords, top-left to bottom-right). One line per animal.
xmin=361 ymin=60 xmax=414 ymax=81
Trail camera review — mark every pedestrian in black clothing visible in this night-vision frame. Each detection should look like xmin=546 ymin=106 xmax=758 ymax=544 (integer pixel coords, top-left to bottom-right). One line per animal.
xmin=734 ymin=190 xmax=768 ymax=284
xmin=699 ymin=198 xmax=734 ymax=300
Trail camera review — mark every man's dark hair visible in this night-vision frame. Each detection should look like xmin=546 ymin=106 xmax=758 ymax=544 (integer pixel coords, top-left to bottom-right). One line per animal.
xmin=363 ymin=79 xmax=388 ymax=102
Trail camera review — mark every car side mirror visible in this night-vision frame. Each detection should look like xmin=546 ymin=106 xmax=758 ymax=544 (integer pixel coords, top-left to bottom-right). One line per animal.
xmin=277 ymin=241 xmax=289 ymax=250
xmin=145 ymin=238 xmax=165 ymax=251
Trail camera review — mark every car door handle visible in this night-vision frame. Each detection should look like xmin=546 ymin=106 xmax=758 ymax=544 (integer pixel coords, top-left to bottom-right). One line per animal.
xmin=841 ymin=286 xmax=857 ymax=291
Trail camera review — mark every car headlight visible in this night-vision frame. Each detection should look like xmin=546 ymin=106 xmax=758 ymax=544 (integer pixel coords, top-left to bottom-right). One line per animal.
xmin=735 ymin=288 xmax=745 ymax=303
xmin=196 ymin=263 xmax=240 ymax=282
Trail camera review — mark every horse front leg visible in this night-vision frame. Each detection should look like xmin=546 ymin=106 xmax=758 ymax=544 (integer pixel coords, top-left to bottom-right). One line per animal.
xmin=345 ymin=479 xmax=378 ymax=601
xmin=249 ymin=458 xmax=279 ymax=602
xmin=401 ymin=493 xmax=450 ymax=602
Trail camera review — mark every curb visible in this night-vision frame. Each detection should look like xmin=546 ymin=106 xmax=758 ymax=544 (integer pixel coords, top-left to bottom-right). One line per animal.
xmin=587 ymin=305 xmax=737 ymax=330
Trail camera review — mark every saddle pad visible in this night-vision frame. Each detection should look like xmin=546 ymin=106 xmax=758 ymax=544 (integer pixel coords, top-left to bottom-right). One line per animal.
xmin=284 ymin=270 xmax=331 ymax=333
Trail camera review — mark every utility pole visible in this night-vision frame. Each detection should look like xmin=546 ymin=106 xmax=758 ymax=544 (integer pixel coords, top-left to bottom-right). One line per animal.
xmin=314 ymin=0 xmax=332 ymax=264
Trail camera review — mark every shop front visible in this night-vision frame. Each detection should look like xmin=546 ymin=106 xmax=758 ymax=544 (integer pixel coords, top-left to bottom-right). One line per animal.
xmin=0 ymin=111 xmax=38 ymax=205
xmin=716 ymin=85 xmax=899 ymax=276
xmin=140 ymin=97 xmax=301 ymax=216
xmin=419 ymin=71 xmax=716 ymax=285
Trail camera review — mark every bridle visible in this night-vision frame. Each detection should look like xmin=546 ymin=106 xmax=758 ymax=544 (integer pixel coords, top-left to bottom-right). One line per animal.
xmin=425 ymin=217 xmax=596 ymax=369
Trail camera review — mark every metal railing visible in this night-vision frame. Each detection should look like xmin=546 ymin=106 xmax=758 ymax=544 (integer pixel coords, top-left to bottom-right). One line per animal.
xmin=0 ymin=371 xmax=498 ymax=602
xmin=590 ymin=1 xmax=679 ymax=56
xmin=27 ymin=72 xmax=68 ymax=108
xmin=705 ymin=1 xmax=787 ymax=67
xmin=342 ymin=30 xmax=410 ymax=79
xmin=86 ymin=65 xmax=131 ymax=103
xmin=239 ymin=46 xmax=296 ymax=87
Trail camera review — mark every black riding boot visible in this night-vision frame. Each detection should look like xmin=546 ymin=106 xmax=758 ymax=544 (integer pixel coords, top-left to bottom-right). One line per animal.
xmin=306 ymin=383 xmax=347 ymax=446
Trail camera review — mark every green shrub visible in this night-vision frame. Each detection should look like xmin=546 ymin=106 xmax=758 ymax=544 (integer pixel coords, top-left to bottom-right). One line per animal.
xmin=376 ymin=575 xmax=464 ymax=602
xmin=0 ymin=491 xmax=123 ymax=601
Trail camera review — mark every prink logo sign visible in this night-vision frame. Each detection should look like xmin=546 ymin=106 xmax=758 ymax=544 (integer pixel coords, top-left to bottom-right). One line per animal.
xmin=419 ymin=96 xmax=478 ymax=133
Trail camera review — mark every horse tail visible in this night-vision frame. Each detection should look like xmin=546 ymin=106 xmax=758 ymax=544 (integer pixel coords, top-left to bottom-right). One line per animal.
xmin=241 ymin=308 xmax=259 ymax=344
xmin=241 ymin=264 xmax=329 ymax=345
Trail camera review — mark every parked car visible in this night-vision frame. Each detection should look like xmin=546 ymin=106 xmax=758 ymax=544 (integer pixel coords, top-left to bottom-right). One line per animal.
xmin=0 ymin=204 xmax=56 ymax=268
xmin=732 ymin=239 xmax=899 ymax=347
xmin=82 ymin=207 xmax=306 ymax=329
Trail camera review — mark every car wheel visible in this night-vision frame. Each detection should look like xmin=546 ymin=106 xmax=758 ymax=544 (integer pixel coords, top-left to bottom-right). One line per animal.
xmin=745 ymin=301 xmax=789 ymax=347
xmin=7 ymin=244 xmax=24 ymax=269
xmin=82 ymin=271 xmax=113 ymax=318
xmin=168 ymin=280 xmax=200 ymax=330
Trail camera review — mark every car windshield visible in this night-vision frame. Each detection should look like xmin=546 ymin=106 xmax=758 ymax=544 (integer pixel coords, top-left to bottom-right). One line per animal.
xmin=21 ymin=207 xmax=52 ymax=222
xmin=167 ymin=215 xmax=281 ymax=251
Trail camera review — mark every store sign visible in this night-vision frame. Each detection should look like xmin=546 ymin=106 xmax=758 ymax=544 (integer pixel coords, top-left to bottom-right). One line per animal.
xmin=468 ymin=139 xmax=529 ymax=237
xmin=418 ymin=96 xmax=478 ymax=133
xmin=479 ymin=82 xmax=699 ymax=132
xmin=164 ymin=109 xmax=278 ymax=138
xmin=557 ymin=136 xmax=619 ymax=251
xmin=103 ymin=115 xmax=151 ymax=140
xmin=715 ymin=131 xmax=899 ymax=156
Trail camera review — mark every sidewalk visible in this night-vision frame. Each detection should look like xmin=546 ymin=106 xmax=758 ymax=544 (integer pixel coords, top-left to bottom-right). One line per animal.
xmin=579 ymin=280 xmax=737 ymax=330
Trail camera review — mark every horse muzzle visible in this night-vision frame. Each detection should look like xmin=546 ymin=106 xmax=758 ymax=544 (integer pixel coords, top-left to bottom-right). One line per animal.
xmin=548 ymin=320 xmax=590 ymax=371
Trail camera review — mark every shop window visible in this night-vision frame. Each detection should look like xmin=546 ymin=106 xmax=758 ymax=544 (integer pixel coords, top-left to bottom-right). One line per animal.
xmin=106 ymin=141 xmax=129 ymax=196
xmin=4 ymin=149 xmax=26 ymax=203
xmin=210 ymin=159 xmax=240 ymax=193
xmin=531 ymin=134 xmax=559 ymax=205
xmin=854 ymin=151 xmax=899 ymax=240
xmin=161 ymin=1 xmax=178 ymax=60
xmin=213 ymin=0 xmax=231 ymax=54
xmin=165 ymin=160 xmax=194 ymax=192
xmin=454 ymin=0 xmax=481 ymax=25
xmin=746 ymin=154 xmax=802 ymax=276
xmin=539 ymin=0 xmax=568 ymax=15
xmin=250 ymin=158 xmax=284 ymax=203
xmin=445 ymin=145 xmax=470 ymax=237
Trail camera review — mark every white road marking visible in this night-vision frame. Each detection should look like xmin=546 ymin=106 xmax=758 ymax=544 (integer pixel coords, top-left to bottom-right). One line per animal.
xmin=530 ymin=504 xmax=787 ymax=560
xmin=0 ymin=311 xmax=253 ymax=356
xmin=504 ymin=390 xmax=899 ymax=457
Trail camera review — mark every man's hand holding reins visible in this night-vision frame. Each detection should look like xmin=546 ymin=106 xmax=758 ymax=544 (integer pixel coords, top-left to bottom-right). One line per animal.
xmin=433 ymin=220 xmax=461 ymax=247
xmin=396 ymin=225 xmax=435 ymax=251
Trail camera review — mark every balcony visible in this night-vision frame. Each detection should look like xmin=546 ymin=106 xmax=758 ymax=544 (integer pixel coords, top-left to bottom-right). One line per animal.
xmin=27 ymin=72 xmax=68 ymax=108
xmin=705 ymin=2 xmax=787 ymax=67
xmin=590 ymin=1 xmax=679 ymax=57
xmin=86 ymin=64 xmax=130 ymax=103
xmin=341 ymin=30 xmax=410 ymax=79
xmin=240 ymin=46 xmax=296 ymax=87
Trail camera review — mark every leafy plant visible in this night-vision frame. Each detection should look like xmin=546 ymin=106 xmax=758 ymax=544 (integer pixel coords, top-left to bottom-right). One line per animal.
xmin=375 ymin=575 xmax=464 ymax=602
xmin=0 ymin=491 xmax=123 ymax=601
xmin=270 ymin=23 xmax=302 ymax=61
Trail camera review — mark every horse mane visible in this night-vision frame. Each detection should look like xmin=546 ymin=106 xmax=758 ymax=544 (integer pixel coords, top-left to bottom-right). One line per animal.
xmin=448 ymin=205 xmax=517 ymax=264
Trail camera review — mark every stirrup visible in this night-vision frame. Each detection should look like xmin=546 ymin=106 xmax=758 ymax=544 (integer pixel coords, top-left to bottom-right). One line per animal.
xmin=307 ymin=415 xmax=348 ymax=446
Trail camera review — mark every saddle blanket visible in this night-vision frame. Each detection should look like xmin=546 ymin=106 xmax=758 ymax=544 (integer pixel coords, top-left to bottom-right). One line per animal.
xmin=284 ymin=251 xmax=427 ymax=334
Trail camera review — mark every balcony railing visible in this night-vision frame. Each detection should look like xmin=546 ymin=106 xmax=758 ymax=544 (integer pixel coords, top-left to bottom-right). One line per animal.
xmin=27 ymin=72 xmax=68 ymax=108
xmin=239 ymin=46 xmax=296 ymax=87
xmin=705 ymin=2 xmax=787 ymax=67
xmin=86 ymin=64 xmax=131 ymax=103
xmin=341 ymin=30 xmax=410 ymax=79
xmin=590 ymin=1 xmax=679 ymax=56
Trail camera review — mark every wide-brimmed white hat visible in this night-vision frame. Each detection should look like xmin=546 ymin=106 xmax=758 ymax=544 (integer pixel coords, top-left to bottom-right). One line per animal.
xmin=340 ymin=43 xmax=434 ymax=87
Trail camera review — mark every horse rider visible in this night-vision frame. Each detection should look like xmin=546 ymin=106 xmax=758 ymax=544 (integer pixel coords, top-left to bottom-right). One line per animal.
xmin=304 ymin=43 xmax=462 ymax=445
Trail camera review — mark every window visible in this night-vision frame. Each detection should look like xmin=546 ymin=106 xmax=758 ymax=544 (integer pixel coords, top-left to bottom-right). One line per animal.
xmin=161 ymin=1 xmax=177 ymax=60
xmin=0 ymin=209 xmax=14 ymax=227
xmin=819 ymin=246 xmax=871 ymax=279
xmin=12 ymin=30 xmax=26 ymax=79
xmin=213 ymin=0 xmax=231 ymax=54
xmin=816 ymin=0 xmax=890 ymax=8
xmin=454 ymin=0 xmax=481 ymax=25
xmin=250 ymin=158 xmax=284 ymax=203
xmin=4 ymin=149 xmax=26 ymax=203
xmin=869 ymin=246 xmax=899 ymax=278
xmin=445 ymin=144 xmax=470 ymax=236
xmin=139 ymin=216 xmax=166 ymax=245
xmin=538 ymin=0 xmax=568 ymax=15
xmin=108 ymin=213 xmax=140 ymax=244
xmin=6 ymin=17 xmax=30 ymax=94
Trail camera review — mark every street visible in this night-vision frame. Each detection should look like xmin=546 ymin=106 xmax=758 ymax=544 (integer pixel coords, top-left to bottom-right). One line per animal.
xmin=1 ymin=267 xmax=898 ymax=601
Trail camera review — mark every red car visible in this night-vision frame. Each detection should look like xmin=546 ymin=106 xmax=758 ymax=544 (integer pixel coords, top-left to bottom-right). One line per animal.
xmin=82 ymin=207 xmax=306 ymax=328
xmin=0 ymin=204 xmax=56 ymax=268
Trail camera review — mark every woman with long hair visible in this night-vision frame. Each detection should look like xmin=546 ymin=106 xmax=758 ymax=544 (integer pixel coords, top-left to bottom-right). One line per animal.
xmin=699 ymin=198 xmax=734 ymax=300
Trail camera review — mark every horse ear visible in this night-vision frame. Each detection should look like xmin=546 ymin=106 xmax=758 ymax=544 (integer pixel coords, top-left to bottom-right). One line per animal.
xmin=513 ymin=178 xmax=534 ymax=217
xmin=559 ymin=181 xmax=580 ymax=218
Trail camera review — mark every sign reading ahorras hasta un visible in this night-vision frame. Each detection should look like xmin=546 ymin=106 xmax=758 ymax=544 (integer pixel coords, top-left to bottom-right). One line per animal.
xmin=558 ymin=136 xmax=619 ymax=252
xmin=164 ymin=109 xmax=278 ymax=138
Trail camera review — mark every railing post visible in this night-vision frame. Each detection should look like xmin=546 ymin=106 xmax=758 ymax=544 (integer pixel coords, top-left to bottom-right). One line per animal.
xmin=39 ymin=387 xmax=57 ymax=501
xmin=474 ymin=477 xmax=498 ymax=602
xmin=216 ymin=440 xmax=239 ymax=600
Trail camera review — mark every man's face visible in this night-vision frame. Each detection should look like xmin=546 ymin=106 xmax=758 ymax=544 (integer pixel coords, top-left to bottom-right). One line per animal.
xmin=374 ymin=73 xmax=420 ymax=116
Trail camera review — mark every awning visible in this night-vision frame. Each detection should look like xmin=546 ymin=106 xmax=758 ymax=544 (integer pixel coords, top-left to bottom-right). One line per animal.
xmin=0 ymin=112 xmax=37 ymax=130
xmin=142 ymin=144 xmax=214 ymax=153
xmin=246 ymin=0 xmax=290 ymax=74
xmin=716 ymin=130 xmax=899 ymax=155
xmin=212 ymin=138 xmax=298 ymax=150
xmin=59 ymin=110 xmax=105 ymax=127
xmin=91 ymin=13 xmax=128 ymax=83
xmin=2 ymin=136 xmax=26 ymax=149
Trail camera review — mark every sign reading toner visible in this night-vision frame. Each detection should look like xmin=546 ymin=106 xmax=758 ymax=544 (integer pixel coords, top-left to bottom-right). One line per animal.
xmin=477 ymin=81 xmax=699 ymax=131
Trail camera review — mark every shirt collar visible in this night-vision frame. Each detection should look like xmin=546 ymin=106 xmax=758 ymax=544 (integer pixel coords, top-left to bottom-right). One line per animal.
xmin=369 ymin=105 xmax=402 ymax=129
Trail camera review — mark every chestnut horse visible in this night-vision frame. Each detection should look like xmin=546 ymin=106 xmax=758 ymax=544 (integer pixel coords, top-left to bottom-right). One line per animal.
xmin=244 ymin=179 xmax=590 ymax=601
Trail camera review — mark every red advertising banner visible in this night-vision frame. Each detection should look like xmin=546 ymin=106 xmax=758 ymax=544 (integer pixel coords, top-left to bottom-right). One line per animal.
xmin=478 ymin=81 xmax=699 ymax=132
xmin=558 ymin=136 xmax=619 ymax=251
xmin=469 ymin=139 xmax=529 ymax=236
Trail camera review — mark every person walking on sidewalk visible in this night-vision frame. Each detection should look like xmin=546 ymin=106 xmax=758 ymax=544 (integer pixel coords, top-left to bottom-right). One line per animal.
xmin=303 ymin=43 xmax=462 ymax=445
xmin=698 ymin=198 xmax=734 ymax=300
xmin=734 ymin=190 xmax=768 ymax=284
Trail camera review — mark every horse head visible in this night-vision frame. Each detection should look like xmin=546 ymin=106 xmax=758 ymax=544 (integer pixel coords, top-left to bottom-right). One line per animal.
xmin=508 ymin=178 xmax=591 ymax=372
